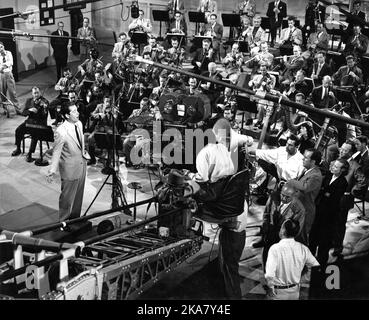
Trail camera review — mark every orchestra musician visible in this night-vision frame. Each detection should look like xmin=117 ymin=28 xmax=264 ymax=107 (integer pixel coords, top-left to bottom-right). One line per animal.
xmin=167 ymin=0 xmax=185 ymax=22
xmin=198 ymin=0 xmax=218 ymax=16
xmin=249 ymin=63 xmax=276 ymax=128
xmin=332 ymin=54 xmax=363 ymax=87
xmin=169 ymin=11 xmax=187 ymax=36
xmin=279 ymin=17 xmax=303 ymax=55
xmin=77 ymin=17 xmax=96 ymax=62
xmin=305 ymin=21 xmax=329 ymax=56
xmin=128 ymin=9 xmax=153 ymax=36
xmin=186 ymin=77 xmax=202 ymax=96
xmin=78 ymin=48 xmax=103 ymax=82
xmin=252 ymin=42 xmax=274 ymax=70
xmin=49 ymin=67 xmax=80 ymax=125
xmin=238 ymin=0 xmax=256 ymax=19
xmin=280 ymin=45 xmax=304 ymax=86
xmin=239 ymin=14 xmax=252 ymax=39
xmin=165 ymin=36 xmax=186 ymax=67
xmin=192 ymin=38 xmax=215 ymax=74
xmin=344 ymin=25 xmax=369 ymax=60
xmin=201 ymin=13 xmax=223 ymax=59
xmin=112 ymin=32 xmax=130 ymax=61
xmin=143 ymin=36 xmax=166 ymax=63
xmin=200 ymin=62 xmax=223 ymax=105
xmin=303 ymin=0 xmax=326 ymax=47
xmin=222 ymin=42 xmax=244 ymax=73
xmin=266 ymin=0 xmax=287 ymax=47
xmin=11 ymin=86 xmax=49 ymax=162
xmin=347 ymin=0 xmax=366 ymax=35
xmin=311 ymin=51 xmax=332 ymax=87
xmin=284 ymin=69 xmax=310 ymax=101
xmin=309 ymin=75 xmax=337 ymax=110
xmin=242 ymin=16 xmax=267 ymax=56
xmin=152 ymin=72 xmax=169 ymax=97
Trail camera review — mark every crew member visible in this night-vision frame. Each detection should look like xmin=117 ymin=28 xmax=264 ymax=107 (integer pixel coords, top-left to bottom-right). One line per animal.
xmin=51 ymin=21 xmax=70 ymax=81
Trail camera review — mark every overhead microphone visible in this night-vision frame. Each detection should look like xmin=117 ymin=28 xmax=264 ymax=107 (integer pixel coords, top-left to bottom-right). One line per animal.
xmin=131 ymin=1 xmax=139 ymax=19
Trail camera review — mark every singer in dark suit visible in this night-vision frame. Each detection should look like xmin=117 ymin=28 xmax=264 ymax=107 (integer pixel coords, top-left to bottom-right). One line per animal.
xmin=288 ymin=149 xmax=323 ymax=245
xmin=309 ymin=159 xmax=348 ymax=266
xmin=51 ymin=21 xmax=70 ymax=81
xmin=46 ymin=104 xmax=89 ymax=222
xmin=266 ymin=0 xmax=287 ymax=46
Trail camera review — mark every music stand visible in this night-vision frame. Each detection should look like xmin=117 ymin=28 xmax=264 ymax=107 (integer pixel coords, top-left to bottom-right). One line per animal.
xmin=131 ymin=32 xmax=148 ymax=55
xmin=153 ymin=10 xmax=170 ymax=41
xmin=235 ymin=95 xmax=257 ymax=129
xmin=221 ymin=14 xmax=241 ymax=41
xmin=188 ymin=12 xmax=206 ymax=35
xmin=25 ymin=125 xmax=54 ymax=167
xmin=335 ymin=87 xmax=363 ymax=116
xmin=193 ymin=35 xmax=213 ymax=48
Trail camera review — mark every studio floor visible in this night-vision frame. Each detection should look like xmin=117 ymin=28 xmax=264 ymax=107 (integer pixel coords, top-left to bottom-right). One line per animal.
xmin=1 ymin=63 xmax=369 ymax=300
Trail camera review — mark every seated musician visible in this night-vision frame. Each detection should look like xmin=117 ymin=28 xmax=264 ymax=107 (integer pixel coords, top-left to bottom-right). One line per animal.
xmin=78 ymin=48 xmax=103 ymax=82
xmin=198 ymin=0 xmax=218 ymax=16
xmin=143 ymin=36 xmax=166 ymax=63
xmin=248 ymin=63 xmax=276 ymax=128
xmin=192 ymin=38 xmax=215 ymax=74
xmin=11 ymin=86 xmax=49 ymax=162
xmin=87 ymin=95 xmax=122 ymax=166
xmin=86 ymin=69 xmax=112 ymax=120
xmin=238 ymin=0 xmax=256 ymax=20
xmin=152 ymin=72 xmax=169 ymax=97
xmin=251 ymin=42 xmax=274 ymax=71
xmin=309 ymin=75 xmax=337 ymax=110
xmin=306 ymin=22 xmax=329 ymax=54
xmin=278 ymin=17 xmax=303 ymax=54
xmin=201 ymin=13 xmax=223 ymax=59
xmin=222 ymin=43 xmax=244 ymax=73
xmin=283 ymin=70 xmax=310 ymax=101
xmin=239 ymin=14 xmax=252 ymax=39
xmin=344 ymin=25 xmax=369 ymax=60
xmin=49 ymin=67 xmax=80 ymax=125
xmin=112 ymin=32 xmax=130 ymax=61
xmin=280 ymin=45 xmax=305 ymax=86
xmin=347 ymin=1 xmax=366 ymax=35
xmin=332 ymin=55 xmax=363 ymax=87
xmin=128 ymin=9 xmax=152 ymax=36
xmin=165 ymin=36 xmax=186 ymax=67
xmin=185 ymin=77 xmax=202 ymax=96
xmin=311 ymin=51 xmax=332 ymax=87
xmin=242 ymin=16 xmax=266 ymax=56
xmin=169 ymin=11 xmax=187 ymax=36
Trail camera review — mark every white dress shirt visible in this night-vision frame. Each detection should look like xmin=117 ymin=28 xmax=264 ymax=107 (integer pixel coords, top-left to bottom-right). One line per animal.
xmin=256 ymin=147 xmax=304 ymax=181
xmin=195 ymin=143 xmax=235 ymax=183
xmin=265 ymin=238 xmax=319 ymax=287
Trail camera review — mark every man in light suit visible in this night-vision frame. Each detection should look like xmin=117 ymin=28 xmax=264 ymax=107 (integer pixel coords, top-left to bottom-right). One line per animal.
xmin=279 ymin=17 xmax=303 ymax=56
xmin=128 ymin=9 xmax=153 ymax=35
xmin=77 ymin=17 xmax=96 ymax=62
xmin=46 ymin=104 xmax=90 ymax=222
xmin=288 ymin=148 xmax=323 ymax=245
xmin=51 ymin=21 xmax=70 ymax=81
xmin=243 ymin=16 xmax=266 ymax=55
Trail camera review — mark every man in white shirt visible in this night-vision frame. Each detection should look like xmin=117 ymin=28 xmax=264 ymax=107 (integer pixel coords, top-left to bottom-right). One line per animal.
xmin=187 ymin=118 xmax=247 ymax=299
xmin=0 ymin=41 xmax=21 ymax=115
xmin=265 ymin=219 xmax=319 ymax=300
xmin=128 ymin=9 xmax=153 ymax=35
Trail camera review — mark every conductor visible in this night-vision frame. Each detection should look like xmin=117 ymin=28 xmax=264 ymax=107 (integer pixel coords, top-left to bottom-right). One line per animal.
xmin=46 ymin=104 xmax=90 ymax=222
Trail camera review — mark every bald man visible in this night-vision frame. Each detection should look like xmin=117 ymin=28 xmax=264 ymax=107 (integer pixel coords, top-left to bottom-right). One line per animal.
xmin=255 ymin=182 xmax=306 ymax=268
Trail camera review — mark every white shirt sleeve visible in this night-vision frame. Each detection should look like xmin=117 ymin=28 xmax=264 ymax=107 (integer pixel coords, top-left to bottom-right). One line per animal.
xmin=304 ymin=246 xmax=320 ymax=268
xmin=256 ymin=148 xmax=279 ymax=164
xmin=265 ymin=244 xmax=278 ymax=286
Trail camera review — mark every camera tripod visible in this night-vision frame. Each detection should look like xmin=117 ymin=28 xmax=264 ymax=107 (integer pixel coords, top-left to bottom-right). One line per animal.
xmin=82 ymin=96 xmax=131 ymax=217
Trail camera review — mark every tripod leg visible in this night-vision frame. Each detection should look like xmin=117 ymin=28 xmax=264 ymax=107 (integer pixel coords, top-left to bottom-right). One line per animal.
xmin=114 ymin=173 xmax=132 ymax=215
xmin=82 ymin=174 xmax=111 ymax=217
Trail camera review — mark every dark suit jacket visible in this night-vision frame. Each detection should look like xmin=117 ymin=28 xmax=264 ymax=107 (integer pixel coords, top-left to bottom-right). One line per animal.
xmin=201 ymin=22 xmax=223 ymax=41
xmin=347 ymin=11 xmax=366 ymax=30
xmin=51 ymin=30 xmax=69 ymax=63
xmin=305 ymin=4 xmax=325 ymax=30
xmin=310 ymin=85 xmax=337 ymax=109
xmin=315 ymin=173 xmax=348 ymax=232
xmin=288 ymin=166 xmax=323 ymax=244
xmin=344 ymin=33 xmax=369 ymax=56
xmin=312 ymin=62 xmax=332 ymax=85
xmin=191 ymin=48 xmax=215 ymax=73
xmin=266 ymin=1 xmax=287 ymax=23
xmin=169 ymin=19 xmax=187 ymax=36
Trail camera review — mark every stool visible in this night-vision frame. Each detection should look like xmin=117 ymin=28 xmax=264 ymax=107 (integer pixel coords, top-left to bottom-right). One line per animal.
xmin=127 ymin=182 xmax=142 ymax=222
xmin=22 ymin=136 xmax=50 ymax=154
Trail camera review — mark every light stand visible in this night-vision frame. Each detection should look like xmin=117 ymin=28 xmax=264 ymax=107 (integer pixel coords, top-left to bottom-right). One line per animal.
xmin=82 ymin=95 xmax=131 ymax=217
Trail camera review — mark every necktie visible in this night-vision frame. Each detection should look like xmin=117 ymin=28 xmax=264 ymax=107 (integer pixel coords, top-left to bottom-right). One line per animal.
xmin=321 ymin=87 xmax=326 ymax=100
xmin=177 ymin=21 xmax=180 ymax=30
xmin=75 ymin=125 xmax=82 ymax=148
xmin=59 ymin=30 xmax=62 ymax=36
xmin=317 ymin=63 xmax=322 ymax=75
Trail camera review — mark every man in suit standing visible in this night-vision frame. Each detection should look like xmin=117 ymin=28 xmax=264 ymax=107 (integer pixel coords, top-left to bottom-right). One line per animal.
xmin=266 ymin=0 xmax=287 ymax=47
xmin=201 ymin=13 xmax=223 ymax=59
xmin=288 ymin=148 xmax=323 ymax=246
xmin=77 ymin=17 xmax=96 ymax=62
xmin=51 ymin=21 xmax=70 ymax=82
xmin=309 ymin=158 xmax=348 ymax=266
xmin=46 ymin=104 xmax=89 ymax=222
